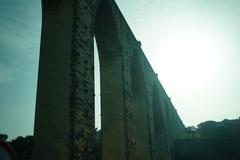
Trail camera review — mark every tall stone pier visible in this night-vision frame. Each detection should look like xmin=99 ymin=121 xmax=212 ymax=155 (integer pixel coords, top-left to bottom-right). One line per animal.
xmin=33 ymin=0 xmax=185 ymax=160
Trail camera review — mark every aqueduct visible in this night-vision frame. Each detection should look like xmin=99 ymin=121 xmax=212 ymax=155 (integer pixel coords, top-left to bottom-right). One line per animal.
xmin=33 ymin=0 xmax=184 ymax=159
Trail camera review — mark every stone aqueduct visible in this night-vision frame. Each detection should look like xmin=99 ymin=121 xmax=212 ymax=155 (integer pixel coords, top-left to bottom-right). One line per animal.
xmin=33 ymin=0 xmax=185 ymax=159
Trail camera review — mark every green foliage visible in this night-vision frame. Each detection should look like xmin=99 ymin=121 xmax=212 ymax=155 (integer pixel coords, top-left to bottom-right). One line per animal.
xmin=185 ymin=126 xmax=197 ymax=138
xmin=181 ymin=118 xmax=240 ymax=139
xmin=197 ymin=119 xmax=240 ymax=138
xmin=182 ymin=126 xmax=201 ymax=139
xmin=9 ymin=135 xmax=33 ymax=160
xmin=0 ymin=133 xmax=8 ymax=141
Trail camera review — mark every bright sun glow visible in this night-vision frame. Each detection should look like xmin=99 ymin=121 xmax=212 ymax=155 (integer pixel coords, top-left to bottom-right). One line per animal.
xmin=140 ymin=18 xmax=233 ymax=125
xmin=159 ymin=29 xmax=221 ymax=87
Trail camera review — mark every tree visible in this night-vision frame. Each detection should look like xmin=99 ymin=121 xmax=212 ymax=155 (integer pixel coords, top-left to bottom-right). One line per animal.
xmin=0 ymin=133 xmax=8 ymax=141
xmin=197 ymin=121 xmax=218 ymax=138
xmin=197 ymin=119 xmax=240 ymax=138
xmin=10 ymin=136 xmax=33 ymax=160
xmin=185 ymin=126 xmax=198 ymax=138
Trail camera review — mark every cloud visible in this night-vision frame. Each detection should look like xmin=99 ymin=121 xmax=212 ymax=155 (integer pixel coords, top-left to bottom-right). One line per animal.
xmin=0 ymin=0 xmax=41 ymax=61
xmin=0 ymin=62 xmax=16 ymax=83
xmin=0 ymin=0 xmax=41 ymax=84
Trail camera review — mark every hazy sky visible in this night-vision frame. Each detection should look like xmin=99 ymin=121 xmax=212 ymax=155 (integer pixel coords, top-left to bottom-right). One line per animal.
xmin=1 ymin=0 xmax=240 ymax=139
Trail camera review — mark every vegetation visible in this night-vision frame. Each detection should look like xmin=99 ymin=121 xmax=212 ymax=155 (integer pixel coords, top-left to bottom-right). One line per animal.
xmin=1 ymin=118 xmax=239 ymax=159
xmin=197 ymin=118 xmax=240 ymax=138
xmin=176 ymin=118 xmax=240 ymax=160
xmin=0 ymin=133 xmax=8 ymax=141
xmin=0 ymin=134 xmax=33 ymax=160
xmin=183 ymin=118 xmax=240 ymax=139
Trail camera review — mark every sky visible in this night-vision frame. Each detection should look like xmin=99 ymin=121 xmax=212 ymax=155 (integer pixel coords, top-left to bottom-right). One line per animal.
xmin=0 ymin=0 xmax=240 ymax=140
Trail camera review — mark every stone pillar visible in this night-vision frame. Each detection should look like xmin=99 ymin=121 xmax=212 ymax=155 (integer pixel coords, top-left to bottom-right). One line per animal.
xmin=95 ymin=1 xmax=127 ymax=159
xmin=33 ymin=0 xmax=96 ymax=159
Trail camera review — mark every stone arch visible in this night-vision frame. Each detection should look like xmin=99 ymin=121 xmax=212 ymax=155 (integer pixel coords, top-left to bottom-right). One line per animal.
xmin=34 ymin=0 xmax=138 ymax=159
xmin=94 ymin=0 xmax=130 ymax=159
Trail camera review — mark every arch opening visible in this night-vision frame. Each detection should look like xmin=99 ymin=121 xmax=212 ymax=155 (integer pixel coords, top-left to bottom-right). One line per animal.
xmin=94 ymin=37 xmax=101 ymax=130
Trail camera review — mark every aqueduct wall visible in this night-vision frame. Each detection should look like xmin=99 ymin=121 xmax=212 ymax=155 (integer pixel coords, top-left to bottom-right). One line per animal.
xmin=33 ymin=0 xmax=185 ymax=159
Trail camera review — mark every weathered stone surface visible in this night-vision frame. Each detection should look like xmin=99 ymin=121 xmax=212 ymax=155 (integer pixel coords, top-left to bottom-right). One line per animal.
xmin=33 ymin=0 xmax=185 ymax=160
xmin=33 ymin=1 xmax=74 ymax=160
